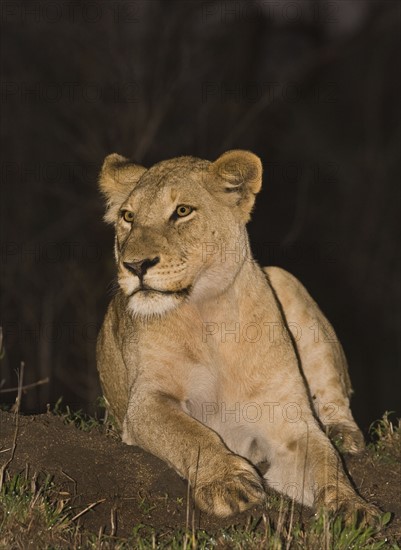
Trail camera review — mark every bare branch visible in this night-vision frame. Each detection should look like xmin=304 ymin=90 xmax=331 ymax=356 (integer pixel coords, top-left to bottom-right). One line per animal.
xmin=0 ymin=376 xmax=50 ymax=394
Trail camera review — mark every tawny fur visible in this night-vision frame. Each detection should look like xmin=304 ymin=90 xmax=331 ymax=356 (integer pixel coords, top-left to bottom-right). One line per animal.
xmin=97 ymin=150 xmax=378 ymax=520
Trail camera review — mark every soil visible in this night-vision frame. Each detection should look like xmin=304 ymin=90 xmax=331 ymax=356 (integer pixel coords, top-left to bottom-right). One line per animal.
xmin=1 ymin=411 xmax=400 ymax=541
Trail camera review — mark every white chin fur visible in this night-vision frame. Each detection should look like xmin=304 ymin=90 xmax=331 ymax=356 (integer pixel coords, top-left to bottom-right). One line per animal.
xmin=127 ymin=291 xmax=182 ymax=318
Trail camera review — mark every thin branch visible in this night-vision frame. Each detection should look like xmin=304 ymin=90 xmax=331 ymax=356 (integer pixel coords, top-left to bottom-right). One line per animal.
xmin=0 ymin=362 xmax=24 ymax=491
xmin=0 ymin=327 xmax=3 ymax=359
xmin=110 ymin=506 xmax=117 ymax=537
xmin=0 ymin=377 xmax=50 ymax=394
xmin=70 ymin=498 xmax=106 ymax=522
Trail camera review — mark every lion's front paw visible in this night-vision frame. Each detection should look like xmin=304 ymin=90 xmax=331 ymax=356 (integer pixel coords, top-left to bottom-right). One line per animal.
xmin=193 ymin=456 xmax=265 ymax=517
xmin=317 ymin=485 xmax=381 ymax=526
xmin=327 ymin=423 xmax=365 ymax=454
xmin=338 ymin=499 xmax=382 ymax=526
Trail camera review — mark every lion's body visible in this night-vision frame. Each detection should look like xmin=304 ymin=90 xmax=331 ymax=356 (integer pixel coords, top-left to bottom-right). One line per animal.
xmin=97 ymin=151 xmax=377 ymax=519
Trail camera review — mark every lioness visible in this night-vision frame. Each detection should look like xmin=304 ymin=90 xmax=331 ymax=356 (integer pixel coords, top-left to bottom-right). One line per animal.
xmin=97 ymin=150 xmax=378 ymax=520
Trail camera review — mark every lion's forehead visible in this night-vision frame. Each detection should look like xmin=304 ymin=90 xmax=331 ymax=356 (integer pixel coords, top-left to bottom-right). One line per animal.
xmin=123 ymin=160 xmax=214 ymax=214
xmin=137 ymin=157 xmax=211 ymax=189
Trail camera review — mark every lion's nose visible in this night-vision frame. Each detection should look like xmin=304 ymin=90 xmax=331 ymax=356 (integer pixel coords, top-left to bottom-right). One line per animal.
xmin=123 ymin=257 xmax=160 ymax=278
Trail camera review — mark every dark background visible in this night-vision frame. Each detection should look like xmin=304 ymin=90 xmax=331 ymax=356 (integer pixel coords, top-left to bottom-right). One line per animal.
xmin=1 ymin=0 xmax=400 ymax=432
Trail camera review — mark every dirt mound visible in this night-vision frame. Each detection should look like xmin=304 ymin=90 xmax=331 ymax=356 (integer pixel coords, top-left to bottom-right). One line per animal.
xmin=1 ymin=411 xmax=400 ymax=539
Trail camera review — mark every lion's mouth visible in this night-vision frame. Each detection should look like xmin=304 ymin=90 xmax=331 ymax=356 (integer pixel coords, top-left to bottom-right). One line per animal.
xmin=129 ymin=285 xmax=191 ymax=298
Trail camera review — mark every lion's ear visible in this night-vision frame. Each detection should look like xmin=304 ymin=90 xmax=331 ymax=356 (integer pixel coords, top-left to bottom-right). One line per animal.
xmin=99 ymin=153 xmax=147 ymax=224
xmin=209 ymin=150 xmax=263 ymax=221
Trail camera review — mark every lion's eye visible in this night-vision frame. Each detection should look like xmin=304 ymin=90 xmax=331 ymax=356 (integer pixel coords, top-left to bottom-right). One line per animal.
xmin=122 ymin=210 xmax=134 ymax=223
xmin=175 ymin=205 xmax=193 ymax=218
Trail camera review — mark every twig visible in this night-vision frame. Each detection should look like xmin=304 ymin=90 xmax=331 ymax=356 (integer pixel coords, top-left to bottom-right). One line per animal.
xmin=16 ymin=362 xmax=24 ymax=411
xmin=61 ymin=469 xmax=77 ymax=496
xmin=110 ymin=506 xmax=117 ymax=537
xmin=0 ymin=362 xmax=24 ymax=491
xmin=70 ymin=498 xmax=106 ymax=522
xmin=0 ymin=377 xmax=50 ymax=394
xmin=0 ymin=327 xmax=4 ymax=359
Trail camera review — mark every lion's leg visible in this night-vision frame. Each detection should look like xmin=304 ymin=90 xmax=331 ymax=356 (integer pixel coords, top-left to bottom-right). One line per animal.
xmin=122 ymin=390 xmax=265 ymax=517
xmin=264 ymin=266 xmax=364 ymax=454
xmin=261 ymin=413 xmax=378 ymax=522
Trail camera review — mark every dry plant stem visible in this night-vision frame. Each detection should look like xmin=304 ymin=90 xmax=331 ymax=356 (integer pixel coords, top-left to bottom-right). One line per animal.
xmin=0 ymin=327 xmax=4 ymax=358
xmin=0 ymin=376 xmax=50 ymax=394
xmin=110 ymin=506 xmax=117 ymax=537
xmin=70 ymin=498 xmax=106 ymax=522
xmin=0 ymin=362 xmax=24 ymax=491
xmin=0 ymin=448 xmax=12 ymax=454
xmin=61 ymin=469 xmax=77 ymax=496
xmin=184 ymin=481 xmax=191 ymax=550
xmin=286 ymin=496 xmax=296 ymax=550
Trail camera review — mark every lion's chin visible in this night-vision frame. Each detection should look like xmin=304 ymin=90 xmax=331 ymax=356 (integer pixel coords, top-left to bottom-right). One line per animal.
xmin=126 ymin=290 xmax=185 ymax=318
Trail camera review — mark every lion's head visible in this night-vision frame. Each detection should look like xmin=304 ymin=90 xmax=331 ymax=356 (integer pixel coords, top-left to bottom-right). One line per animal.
xmin=99 ymin=150 xmax=263 ymax=317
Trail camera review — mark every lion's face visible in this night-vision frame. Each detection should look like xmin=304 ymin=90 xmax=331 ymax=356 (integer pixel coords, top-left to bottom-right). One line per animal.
xmin=99 ymin=151 xmax=262 ymax=317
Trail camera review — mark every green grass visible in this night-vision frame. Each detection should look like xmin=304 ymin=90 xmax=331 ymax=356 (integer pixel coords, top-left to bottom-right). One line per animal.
xmin=0 ymin=409 xmax=400 ymax=549
xmin=53 ymin=396 xmax=119 ymax=437
xmin=0 ymin=474 xmax=396 ymax=550
xmin=0 ymin=470 xmax=77 ymax=549
xmin=368 ymin=412 xmax=401 ymax=464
